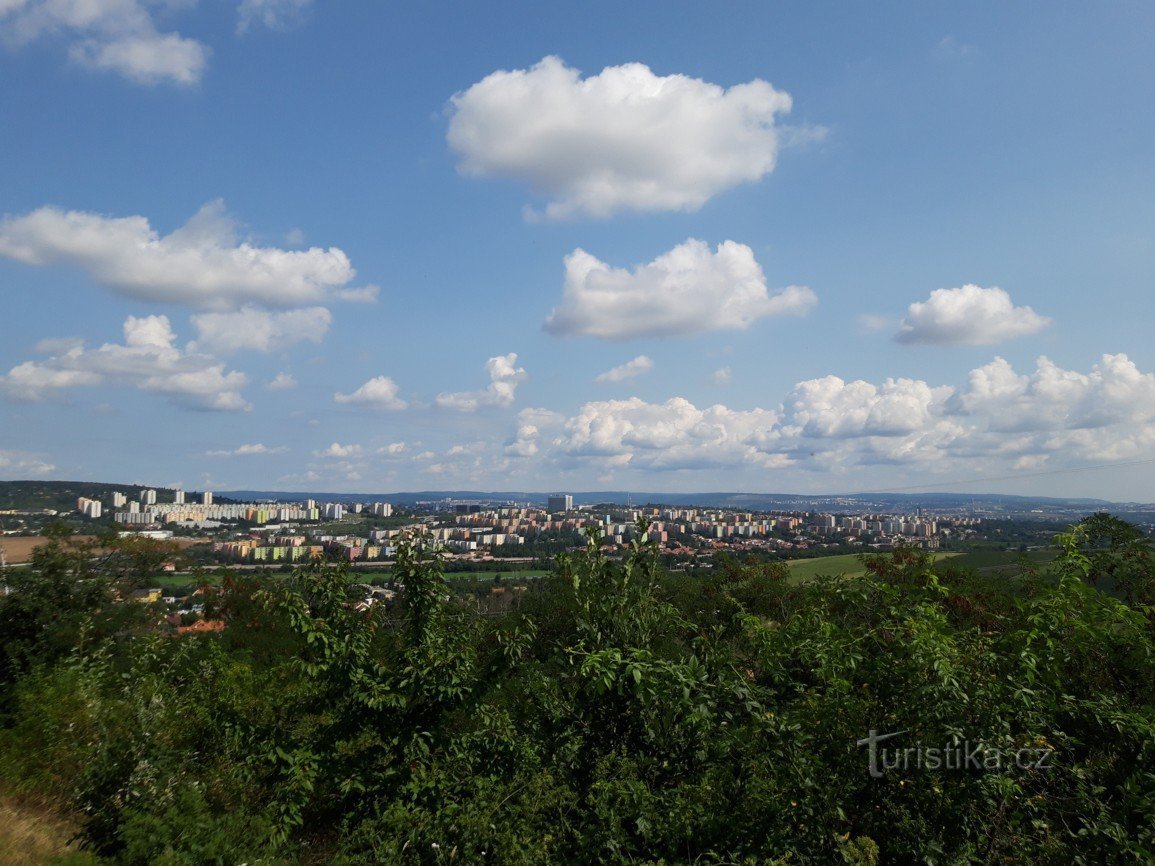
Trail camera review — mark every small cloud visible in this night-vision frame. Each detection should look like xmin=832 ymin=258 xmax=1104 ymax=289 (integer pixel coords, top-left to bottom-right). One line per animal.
xmin=377 ymin=442 xmax=407 ymax=456
xmin=437 ymin=353 xmax=527 ymax=411
xmin=711 ymin=366 xmax=732 ymax=385
xmin=934 ymin=35 xmax=976 ymax=60
xmin=314 ymin=442 xmax=363 ymax=458
xmin=237 ymin=0 xmax=314 ymax=34
xmin=0 ymin=448 xmax=55 ymax=476
xmin=206 ymin=443 xmax=288 ymax=457
xmin=857 ymin=313 xmax=893 ymax=334
xmin=267 ymin=372 xmax=298 ymax=391
xmin=336 ymin=284 xmax=380 ymax=303
xmin=895 ymin=285 xmax=1051 ymax=346
xmin=595 ymin=355 xmax=654 ymax=383
xmin=0 ymin=0 xmax=209 ymax=86
xmin=334 ymin=375 xmax=407 ymax=410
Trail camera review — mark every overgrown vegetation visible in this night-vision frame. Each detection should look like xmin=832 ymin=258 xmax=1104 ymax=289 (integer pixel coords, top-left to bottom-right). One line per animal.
xmin=1 ymin=516 xmax=1153 ymax=863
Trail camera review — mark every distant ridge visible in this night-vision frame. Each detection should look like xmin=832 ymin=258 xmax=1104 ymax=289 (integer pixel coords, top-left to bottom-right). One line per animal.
xmin=5 ymin=480 xmax=1145 ymax=516
xmin=0 ymin=480 xmax=231 ymax=511
xmin=215 ymin=488 xmax=1127 ymax=513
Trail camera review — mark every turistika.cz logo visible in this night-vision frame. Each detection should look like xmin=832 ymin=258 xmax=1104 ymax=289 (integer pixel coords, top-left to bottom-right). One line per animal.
xmin=856 ymin=729 xmax=1055 ymax=779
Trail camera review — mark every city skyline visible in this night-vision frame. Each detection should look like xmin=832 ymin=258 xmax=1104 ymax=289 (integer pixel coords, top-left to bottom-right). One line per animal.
xmin=3 ymin=3 xmax=1155 ymax=500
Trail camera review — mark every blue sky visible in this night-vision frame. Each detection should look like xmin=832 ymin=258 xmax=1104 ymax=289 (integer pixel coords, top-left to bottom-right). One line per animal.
xmin=2 ymin=1 xmax=1155 ymax=500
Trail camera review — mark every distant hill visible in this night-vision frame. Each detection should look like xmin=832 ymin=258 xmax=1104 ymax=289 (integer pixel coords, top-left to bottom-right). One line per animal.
xmin=217 ymin=487 xmax=1126 ymax=515
xmin=0 ymin=480 xmax=227 ymax=512
xmin=3 ymin=480 xmax=1139 ymax=518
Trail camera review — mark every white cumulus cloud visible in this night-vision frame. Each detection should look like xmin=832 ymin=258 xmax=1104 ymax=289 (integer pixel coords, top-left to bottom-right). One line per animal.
xmin=895 ymin=285 xmax=1051 ymax=346
xmin=595 ymin=355 xmax=654 ymax=383
xmin=1 ymin=0 xmax=208 ymax=85
xmin=544 ymin=239 xmax=815 ymax=339
xmin=0 ymin=315 xmax=249 ymax=411
xmin=559 ymin=397 xmax=787 ymax=471
xmin=781 ymin=376 xmax=954 ymax=439
xmin=949 ymin=354 xmax=1155 ymax=433
xmin=536 ymin=354 xmax=1155 ymax=478
xmin=314 ymin=442 xmax=363 ymax=458
xmin=503 ymin=409 xmax=561 ymax=458
xmin=266 ymin=372 xmax=297 ymax=391
xmin=436 ymin=353 xmax=527 ymax=411
xmin=334 ymin=376 xmax=407 ymax=410
xmin=447 ymin=56 xmax=794 ymax=219
xmin=191 ymin=306 xmax=332 ymax=353
xmin=206 ymin=443 xmax=288 ymax=457
xmin=0 ymin=200 xmax=357 ymax=311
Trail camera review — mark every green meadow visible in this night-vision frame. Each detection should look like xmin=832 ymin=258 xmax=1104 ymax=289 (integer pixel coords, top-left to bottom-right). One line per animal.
xmin=785 ymin=550 xmax=960 ymax=583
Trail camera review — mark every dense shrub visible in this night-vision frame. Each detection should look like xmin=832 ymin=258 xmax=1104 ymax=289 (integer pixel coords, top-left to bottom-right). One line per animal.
xmin=1 ymin=519 xmax=1152 ymax=863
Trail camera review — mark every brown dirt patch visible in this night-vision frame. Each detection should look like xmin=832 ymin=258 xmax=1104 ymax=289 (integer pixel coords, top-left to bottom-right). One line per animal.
xmin=0 ymin=536 xmax=205 ymax=564
xmin=0 ymin=795 xmax=94 ymax=864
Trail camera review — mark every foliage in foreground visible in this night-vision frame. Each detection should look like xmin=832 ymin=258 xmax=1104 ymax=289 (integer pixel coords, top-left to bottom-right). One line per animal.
xmin=0 ymin=517 xmax=1153 ymax=864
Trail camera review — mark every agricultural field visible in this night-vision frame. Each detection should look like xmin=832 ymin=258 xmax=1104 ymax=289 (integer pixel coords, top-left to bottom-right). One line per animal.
xmin=781 ymin=547 xmax=1060 ymax=585
xmin=943 ymin=547 xmax=1057 ymax=575
xmin=0 ymin=536 xmax=97 ymax=564
xmin=784 ymin=551 xmax=960 ymax=583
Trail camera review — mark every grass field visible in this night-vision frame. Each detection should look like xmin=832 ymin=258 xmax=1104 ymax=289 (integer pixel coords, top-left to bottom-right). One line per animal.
xmin=941 ymin=548 xmax=1056 ymax=575
xmin=784 ymin=551 xmax=960 ymax=583
xmin=782 ymin=548 xmax=1059 ymax=584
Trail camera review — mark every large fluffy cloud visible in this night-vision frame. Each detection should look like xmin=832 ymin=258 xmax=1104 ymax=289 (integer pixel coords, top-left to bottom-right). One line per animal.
xmin=191 ymin=306 xmax=332 ymax=353
xmin=560 ymin=397 xmax=787 ymax=471
xmin=0 ymin=200 xmax=356 ymax=310
xmin=895 ymin=285 xmax=1051 ymax=346
xmin=539 ymin=354 xmax=1155 ymax=476
xmin=447 ymin=56 xmax=794 ymax=219
xmin=544 ymin=239 xmax=816 ymax=339
xmin=0 ymin=315 xmax=249 ymax=411
xmin=949 ymin=354 xmax=1155 ymax=433
xmin=437 ymin=353 xmax=527 ymax=411
xmin=781 ymin=376 xmax=954 ymax=439
xmin=0 ymin=0 xmax=208 ymax=85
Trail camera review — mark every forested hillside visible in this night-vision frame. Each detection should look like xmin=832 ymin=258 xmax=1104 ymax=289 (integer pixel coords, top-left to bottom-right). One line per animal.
xmin=1 ymin=517 xmax=1153 ymax=864
xmin=0 ymin=481 xmax=170 ymax=513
